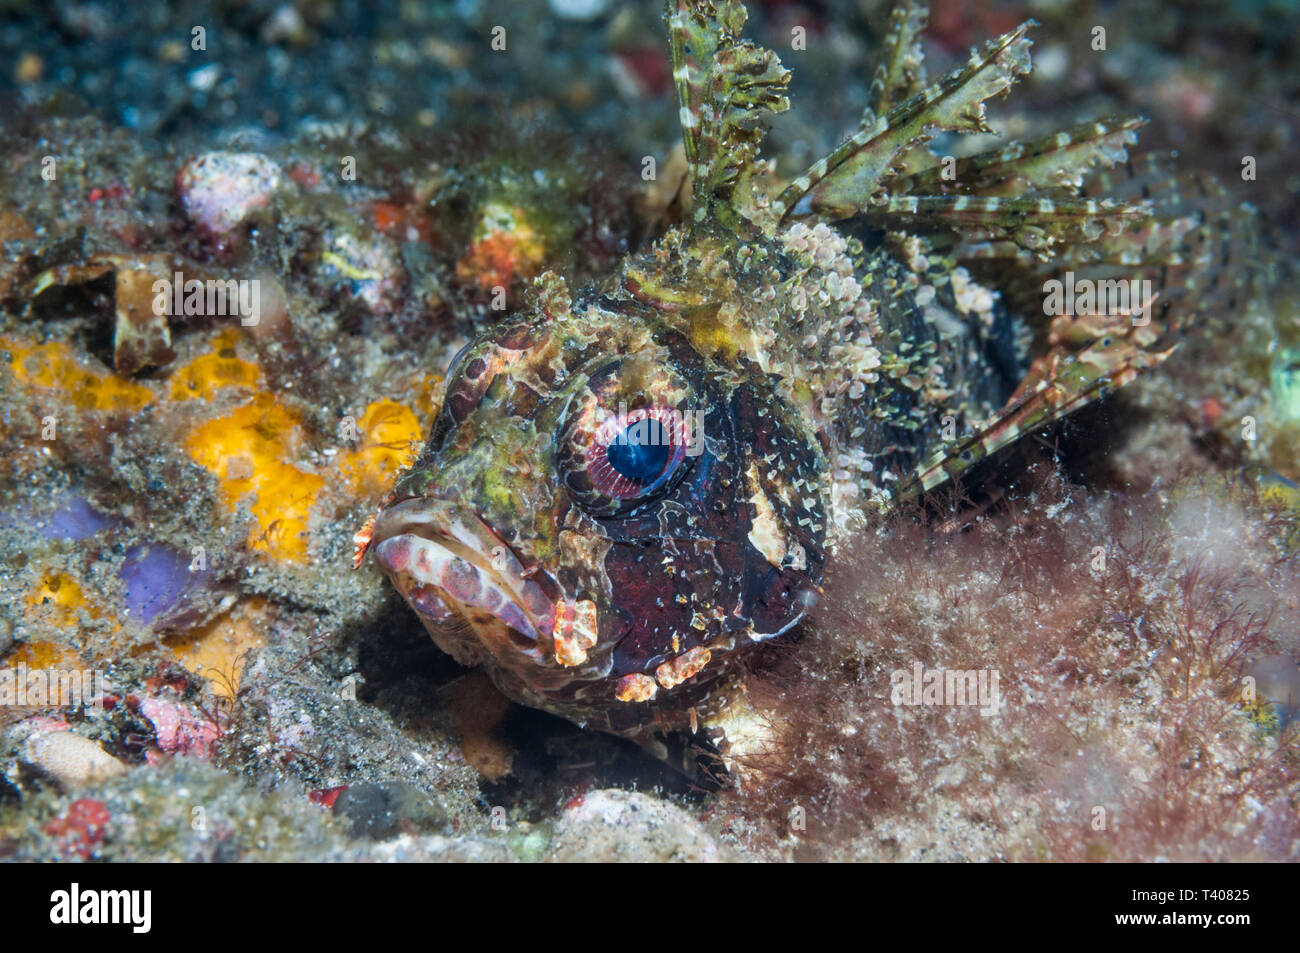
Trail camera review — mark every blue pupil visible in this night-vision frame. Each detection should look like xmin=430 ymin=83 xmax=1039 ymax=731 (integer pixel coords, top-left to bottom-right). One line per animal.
xmin=607 ymin=419 xmax=670 ymax=483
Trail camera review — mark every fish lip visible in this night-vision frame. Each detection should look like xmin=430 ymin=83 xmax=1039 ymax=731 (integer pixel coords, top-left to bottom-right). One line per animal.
xmin=369 ymin=497 xmax=557 ymax=644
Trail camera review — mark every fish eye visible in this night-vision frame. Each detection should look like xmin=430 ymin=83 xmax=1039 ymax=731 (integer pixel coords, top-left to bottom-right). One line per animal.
xmin=587 ymin=407 xmax=688 ymax=502
xmin=555 ymin=355 xmax=699 ymax=516
xmin=559 ymin=400 xmax=696 ymax=516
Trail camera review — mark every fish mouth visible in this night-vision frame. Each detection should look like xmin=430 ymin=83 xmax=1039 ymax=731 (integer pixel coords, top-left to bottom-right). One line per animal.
xmin=368 ymin=498 xmax=558 ymax=664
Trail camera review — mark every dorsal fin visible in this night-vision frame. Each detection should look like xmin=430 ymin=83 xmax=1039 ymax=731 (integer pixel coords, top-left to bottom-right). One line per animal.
xmin=891 ymin=155 xmax=1265 ymax=503
xmin=771 ymin=18 xmax=1152 ymax=264
xmin=665 ymin=0 xmax=791 ymax=232
xmin=860 ymin=0 xmax=929 ymax=129
xmin=774 ymin=20 xmax=1036 ymax=223
xmin=884 ymin=116 xmax=1147 ymax=199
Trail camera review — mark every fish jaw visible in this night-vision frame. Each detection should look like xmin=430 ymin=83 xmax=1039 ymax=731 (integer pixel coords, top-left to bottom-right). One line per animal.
xmin=367 ymin=496 xmax=608 ymax=687
xmin=368 ymin=497 xmax=557 ymax=665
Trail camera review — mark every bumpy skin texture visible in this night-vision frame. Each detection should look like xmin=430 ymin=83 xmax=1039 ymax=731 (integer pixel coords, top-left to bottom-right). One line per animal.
xmin=362 ymin=0 xmax=1201 ymax=758
xmin=370 ymin=248 xmax=830 ymax=739
xmin=365 ymin=210 xmax=1028 ymax=745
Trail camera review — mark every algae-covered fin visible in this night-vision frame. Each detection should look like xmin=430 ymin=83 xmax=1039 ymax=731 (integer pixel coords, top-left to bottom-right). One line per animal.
xmin=665 ymin=0 xmax=791 ymax=231
xmin=860 ymin=0 xmax=929 ymax=129
xmin=775 ymin=17 xmax=1035 ymax=222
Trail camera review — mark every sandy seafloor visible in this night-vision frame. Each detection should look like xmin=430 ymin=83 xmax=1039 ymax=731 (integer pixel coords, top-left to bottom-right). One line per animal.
xmin=0 ymin=0 xmax=1298 ymax=861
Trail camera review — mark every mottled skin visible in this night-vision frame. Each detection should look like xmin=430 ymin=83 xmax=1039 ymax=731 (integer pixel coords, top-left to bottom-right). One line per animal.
xmin=360 ymin=0 xmax=1194 ymax=767
xmin=369 ymin=238 xmax=830 ymax=744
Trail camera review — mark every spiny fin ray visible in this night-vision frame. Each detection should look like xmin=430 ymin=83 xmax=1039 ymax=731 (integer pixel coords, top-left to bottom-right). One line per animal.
xmin=861 ymin=0 xmax=929 ymax=128
xmin=886 ymin=116 xmax=1147 ymax=199
xmin=665 ymin=0 xmax=791 ymax=227
xmin=870 ymin=194 xmax=1151 ymax=259
xmin=777 ymin=20 xmax=1036 ymax=223
xmin=895 ymin=317 xmax=1171 ymax=499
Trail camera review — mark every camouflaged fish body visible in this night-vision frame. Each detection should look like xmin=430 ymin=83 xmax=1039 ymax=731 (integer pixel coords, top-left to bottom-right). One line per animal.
xmin=361 ymin=0 xmax=1180 ymax=765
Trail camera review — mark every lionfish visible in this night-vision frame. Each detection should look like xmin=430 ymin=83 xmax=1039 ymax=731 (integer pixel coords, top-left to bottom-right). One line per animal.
xmin=355 ymin=0 xmax=1227 ymax=773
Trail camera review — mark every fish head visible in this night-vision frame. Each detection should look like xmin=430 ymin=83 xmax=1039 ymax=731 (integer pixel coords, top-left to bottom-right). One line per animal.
xmin=368 ymin=296 xmax=826 ymax=726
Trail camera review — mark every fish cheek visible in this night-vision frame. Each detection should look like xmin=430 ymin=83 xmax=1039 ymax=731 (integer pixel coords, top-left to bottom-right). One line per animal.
xmin=603 ymin=539 xmax=727 ymax=678
xmin=597 ymin=463 xmax=752 ymax=680
xmin=590 ymin=382 xmax=747 ymax=672
xmin=729 ymin=380 xmax=828 ymax=634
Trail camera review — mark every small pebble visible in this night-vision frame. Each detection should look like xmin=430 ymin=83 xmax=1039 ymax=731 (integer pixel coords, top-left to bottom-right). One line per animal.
xmin=15 ymin=722 xmax=126 ymax=790
xmin=262 ymin=5 xmax=309 ymax=46
xmin=14 ymin=52 xmax=43 ymax=84
xmin=332 ymin=781 xmax=450 ymax=840
xmin=547 ymin=0 xmax=609 ymax=21
xmin=178 ymin=152 xmax=285 ymax=235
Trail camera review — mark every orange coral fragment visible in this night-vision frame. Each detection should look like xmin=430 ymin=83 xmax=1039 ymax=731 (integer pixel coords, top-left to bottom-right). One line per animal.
xmin=24 ymin=571 xmax=118 ymax=633
xmin=410 ymin=373 xmax=443 ymax=422
xmin=455 ymin=203 xmax=547 ymax=292
xmin=167 ymin=598 xmax=270 ymax=700
xmin=168 ymin=329 xmax=261 ymax=401
xmin=372 ymin=201 xmax=403 ymax=232
xmin=183 ymin=393 xmax=325 ymax=563
xmin=337 ymin=400 xmax=422 ymax=497
xmin=2 ymin=336 xmax=152 ymax=413
xmin=6 ymin=639 xmax=88 ymax=671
